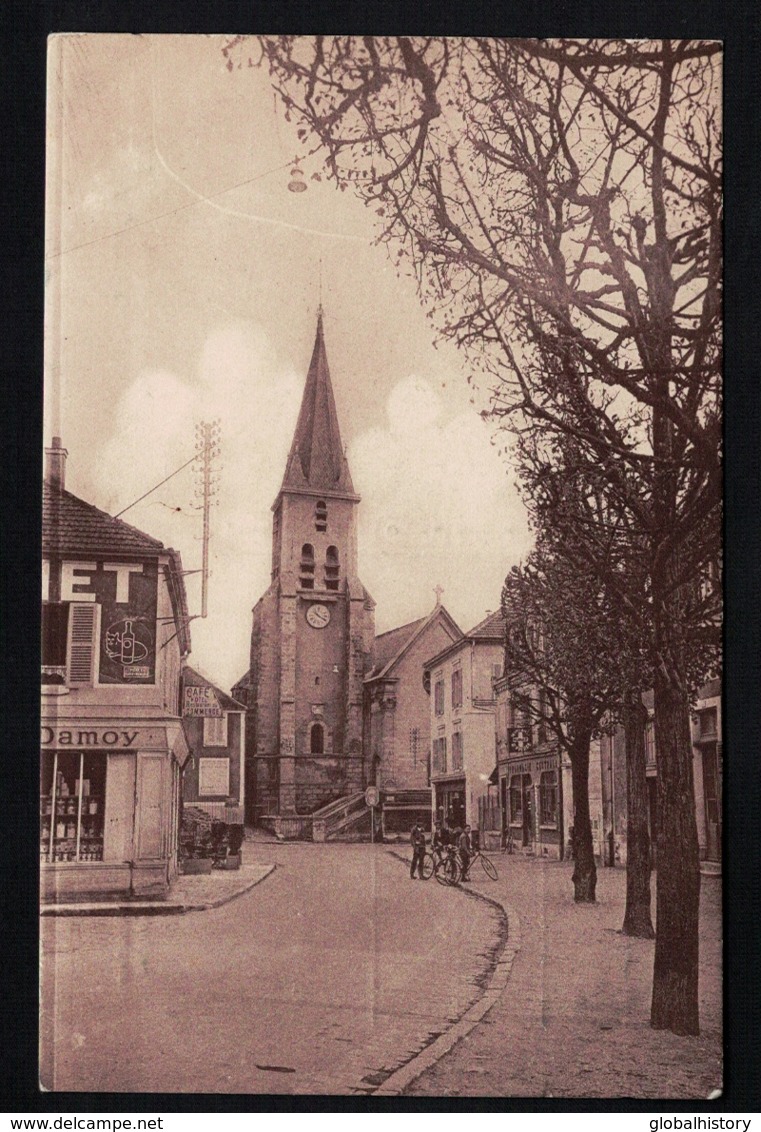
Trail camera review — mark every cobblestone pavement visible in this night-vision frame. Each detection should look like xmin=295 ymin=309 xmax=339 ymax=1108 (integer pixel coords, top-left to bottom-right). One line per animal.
xmin=40 ymin=843 xmax=501 ymax=1095
xmin=406 ymin=854 xmax=723 ymax=1100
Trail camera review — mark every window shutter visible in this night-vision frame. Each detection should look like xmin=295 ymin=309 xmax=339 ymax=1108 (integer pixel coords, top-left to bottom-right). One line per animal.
xmin=66 ymin=602 xmax=101 ymax=685
xmin=203 ymin=713 xmax=228 ymax=747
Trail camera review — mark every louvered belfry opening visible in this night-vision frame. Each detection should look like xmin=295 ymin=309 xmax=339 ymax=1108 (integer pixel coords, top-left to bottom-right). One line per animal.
xmin=324 ymin=545 xmax=339 ymax=591
xmin=300 ymin=543 xmax=315 ymax=589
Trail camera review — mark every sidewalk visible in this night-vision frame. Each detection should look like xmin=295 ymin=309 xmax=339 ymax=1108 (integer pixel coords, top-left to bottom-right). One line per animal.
xmin=405 ymin=853 xmax=723 ymax=1100
xmin=40 ymin=861 xmax=275 ymax=917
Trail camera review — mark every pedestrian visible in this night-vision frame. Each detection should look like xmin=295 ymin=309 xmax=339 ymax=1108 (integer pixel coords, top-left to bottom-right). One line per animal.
xmin=458 ymin=824 xmax=472 ymax=881
xmin=409 ymin=823 xmax=426 ymax=879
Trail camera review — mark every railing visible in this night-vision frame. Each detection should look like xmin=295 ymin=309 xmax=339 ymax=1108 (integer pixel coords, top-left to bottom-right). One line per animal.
xmin=312 ymin=792 xmax=366 ymax=842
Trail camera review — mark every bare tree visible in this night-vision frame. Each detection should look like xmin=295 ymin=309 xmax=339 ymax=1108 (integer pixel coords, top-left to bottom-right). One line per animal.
xmin=248 ymin=36 xmax=722 ymax=1036
xmin=502 ymin=549 xmax=618 ymax=904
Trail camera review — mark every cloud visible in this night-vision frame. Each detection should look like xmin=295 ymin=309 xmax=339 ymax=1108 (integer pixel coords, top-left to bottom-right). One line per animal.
xmin=350 ymin=375 xmax=532 ymax=636
xmin=93 ymin=353 xmax=530 ymax=689
xmin=96 ymin=321 xmax=302 ymax=689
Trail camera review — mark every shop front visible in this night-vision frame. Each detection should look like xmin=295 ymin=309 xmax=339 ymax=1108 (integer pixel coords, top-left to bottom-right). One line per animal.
xmin=501 ymin=752 xmax=564 ymax=858
xmin=40 ymin=722 xmax=189 ymax=901
xmin=433 ymin=777 xmax=466 ymax=831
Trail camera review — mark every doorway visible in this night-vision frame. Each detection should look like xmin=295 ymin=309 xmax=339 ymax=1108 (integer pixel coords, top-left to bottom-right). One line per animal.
xmin=521 ymin=774 xmax=533 ymax=847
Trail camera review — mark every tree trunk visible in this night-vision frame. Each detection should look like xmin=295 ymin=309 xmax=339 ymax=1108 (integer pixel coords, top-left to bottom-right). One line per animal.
xmin=569 ymin=728 xmax=597 ymax=903
xmin=650 ymin=665 xmax=701 ymax=1034
xmin=622 ymin=691 xmax=655 ymax=938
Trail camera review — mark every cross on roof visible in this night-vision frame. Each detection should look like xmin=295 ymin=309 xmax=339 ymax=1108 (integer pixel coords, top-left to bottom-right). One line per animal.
xmin=434 ymin=584 xmax=444 ymax=605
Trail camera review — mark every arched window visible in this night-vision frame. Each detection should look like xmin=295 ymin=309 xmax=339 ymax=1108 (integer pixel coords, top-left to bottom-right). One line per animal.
xmin=315 ymin=500 xmax=327 ymax=532
xmin=300 ymin=543 xmax=315 ymax=589
xmin=310 ymin=722 xmax=325 ymax=754
xmin=325 ymin=545 xmax=339 ymax=591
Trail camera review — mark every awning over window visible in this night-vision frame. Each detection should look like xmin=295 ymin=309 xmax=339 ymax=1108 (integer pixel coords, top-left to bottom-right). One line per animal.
xmin=488 ymin=766 xmax=499 ymax=786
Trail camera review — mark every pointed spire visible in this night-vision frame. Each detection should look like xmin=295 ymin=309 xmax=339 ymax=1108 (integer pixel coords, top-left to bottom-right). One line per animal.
xmin=280 ymin=312 xmax=355 ymax=496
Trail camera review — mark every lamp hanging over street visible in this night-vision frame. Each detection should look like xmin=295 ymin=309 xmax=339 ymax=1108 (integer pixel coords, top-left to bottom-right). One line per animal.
xmin=288 ymin=164 xmax=307 ymax=192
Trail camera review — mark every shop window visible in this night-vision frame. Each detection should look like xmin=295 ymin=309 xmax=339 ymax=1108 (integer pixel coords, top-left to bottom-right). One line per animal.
xmin=540 ymin=770 xmax=558 ymax=826
xmin=203 ymin=713 xmax=228 ymax=747
xmin=509 ymin=775 xmax=523 ymax=823
xmin=40 ymin=750 xmax=107 ymax=863
xmin=315 ymin=500 xmax=328 ymax=532
xmin=300 ymin=543 xmax=315 ymax=589
xmin=41 ymin=601 xmax=101 ymax=686
xmin=324 ymin=545 xmax=340 ymax=591
xmin=198 ymin=757 xmax=230 ymax=796
xmin=310 ymin=722 xmax=325 ymax=754
xmin=434 ymin=679 xmax=445 ymax=716
xmin=452 ymin=731 xmax=463 ymax=770
xmin=451 ymin=667 xmax=463 ymax=709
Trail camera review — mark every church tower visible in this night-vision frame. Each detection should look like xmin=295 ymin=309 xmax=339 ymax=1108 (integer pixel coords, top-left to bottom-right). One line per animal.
xmin=244 ymin=313 xmax=375 ymax=826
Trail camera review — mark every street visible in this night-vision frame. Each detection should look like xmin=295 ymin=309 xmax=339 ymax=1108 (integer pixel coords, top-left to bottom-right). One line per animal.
xmin=40 ymin=843 xmax=502 ymax=1095
xmin=407 ymin=855 xmax=723 ymax=1100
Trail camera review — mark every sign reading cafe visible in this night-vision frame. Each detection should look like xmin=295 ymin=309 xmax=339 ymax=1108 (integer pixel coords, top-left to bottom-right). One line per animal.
xmin=183 ymin=686 xmax=222 ymax=717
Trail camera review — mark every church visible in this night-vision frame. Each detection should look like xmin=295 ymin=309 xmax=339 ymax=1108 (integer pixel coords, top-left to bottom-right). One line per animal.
xmin=233 ymin=313 xmax=458 ymax=838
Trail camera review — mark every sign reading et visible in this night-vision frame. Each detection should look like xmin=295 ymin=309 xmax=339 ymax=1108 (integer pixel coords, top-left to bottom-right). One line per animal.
xmin=41 ymin=726 xmax=140 ymax=748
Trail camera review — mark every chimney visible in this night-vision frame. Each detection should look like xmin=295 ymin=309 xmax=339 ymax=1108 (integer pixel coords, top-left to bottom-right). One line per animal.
xmin=45 ymin=436 xmax=68 ymax=490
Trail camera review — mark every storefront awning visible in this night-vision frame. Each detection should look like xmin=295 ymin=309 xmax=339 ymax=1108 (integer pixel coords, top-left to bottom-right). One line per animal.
xmin=488 ymin=766 xmax=499 ymax=786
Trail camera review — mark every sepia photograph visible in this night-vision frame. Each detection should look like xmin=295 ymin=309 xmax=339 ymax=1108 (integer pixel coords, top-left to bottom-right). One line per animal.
xmin=40 ymin=35 xmax=722 ymax=1099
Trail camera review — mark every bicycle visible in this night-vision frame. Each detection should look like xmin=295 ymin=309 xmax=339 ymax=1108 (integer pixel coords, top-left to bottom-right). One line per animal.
xmin=420 ymin=848 xmax=436 ymax=880
xmin=468 ymin=846 xmax=498 ymax=880
xmin=432 ymin=844 xmax=460 ymax=886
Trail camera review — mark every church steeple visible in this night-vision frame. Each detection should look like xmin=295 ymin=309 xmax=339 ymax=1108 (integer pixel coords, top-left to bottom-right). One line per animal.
xmin=280 ymin=312 xmax=356 ymax=497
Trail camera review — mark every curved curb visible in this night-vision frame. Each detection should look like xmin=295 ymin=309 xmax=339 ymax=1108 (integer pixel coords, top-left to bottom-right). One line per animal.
xmin=183 ymin=863 xmax=276 ymax=912
xmin=369 ymin=851 xmax=522 ymax=1096
xmin=41 ymin=864 xmax=276 ymax=917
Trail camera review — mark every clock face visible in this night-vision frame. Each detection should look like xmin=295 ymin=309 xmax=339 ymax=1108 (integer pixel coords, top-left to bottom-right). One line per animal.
xmin=306 ymin=603 xmax=331 ymax=629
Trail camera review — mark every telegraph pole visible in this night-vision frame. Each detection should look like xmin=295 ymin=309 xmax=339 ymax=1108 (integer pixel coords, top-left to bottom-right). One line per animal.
xmin=194 ymin=420 xmax=221 ymax=618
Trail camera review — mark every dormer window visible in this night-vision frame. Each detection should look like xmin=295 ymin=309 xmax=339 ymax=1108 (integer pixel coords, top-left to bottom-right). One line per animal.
xmin=300 ymin=543 xmax=315 ymax=590
xmin=324 ymin=545 xmax=339 ymax=591
xmin=315 ymin=500 xmax=328 ymax=532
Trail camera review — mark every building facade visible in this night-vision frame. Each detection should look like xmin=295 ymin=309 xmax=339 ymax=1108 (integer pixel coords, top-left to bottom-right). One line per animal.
xmin=41 ymin=439 xmax=191 ymax=900
xmin=364 ymin=602 xmax=462 ymax=835
xmin=599 ymin=678 xmax=722 ymax=871
xmin=240 ymin=314 xmax=376 ymax=830
xmin=425 ymin=612 xmax=505 ymax=833
xmin=181 ymin=666 xmax=246 ymax=820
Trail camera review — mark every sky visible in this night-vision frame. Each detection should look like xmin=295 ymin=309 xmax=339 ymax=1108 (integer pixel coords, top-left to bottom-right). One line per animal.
xmin=45 ymin=34 xmax=532 ymax=689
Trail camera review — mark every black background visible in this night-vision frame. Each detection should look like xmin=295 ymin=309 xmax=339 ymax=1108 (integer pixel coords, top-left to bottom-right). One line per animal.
xmin=1 ymin=0 xmax=758 ymax=1114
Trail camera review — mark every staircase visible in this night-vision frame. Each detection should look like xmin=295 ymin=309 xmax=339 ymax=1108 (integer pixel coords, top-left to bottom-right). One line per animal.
xmin=311 ymin=793 xmax=370 ymax=842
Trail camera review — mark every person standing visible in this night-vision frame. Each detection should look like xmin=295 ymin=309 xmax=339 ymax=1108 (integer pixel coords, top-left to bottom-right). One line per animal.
xmin=410 ymin=823 xmax=426 ymax=879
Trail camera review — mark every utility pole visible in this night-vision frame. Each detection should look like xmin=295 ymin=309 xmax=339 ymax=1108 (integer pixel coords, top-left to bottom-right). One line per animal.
xmin=194 ymin=420 xmax=221 ymax=618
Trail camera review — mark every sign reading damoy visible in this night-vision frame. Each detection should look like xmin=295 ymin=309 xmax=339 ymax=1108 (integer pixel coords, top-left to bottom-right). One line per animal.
xmin=41 ymin=727 xmax=139 ymax=747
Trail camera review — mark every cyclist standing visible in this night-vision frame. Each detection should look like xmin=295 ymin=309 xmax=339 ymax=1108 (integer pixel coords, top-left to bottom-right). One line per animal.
xmin=410 ymin=823 xmax=426 ymax=879
xmin=458 ymin=824 xmax=472 ymax=881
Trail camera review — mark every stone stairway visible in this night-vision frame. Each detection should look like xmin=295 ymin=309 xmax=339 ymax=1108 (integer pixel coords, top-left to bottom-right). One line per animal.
xmin=311 ymin=792 xmax=370 ymax=842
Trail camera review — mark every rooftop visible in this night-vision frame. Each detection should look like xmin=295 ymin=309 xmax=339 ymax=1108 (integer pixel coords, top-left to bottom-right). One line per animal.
xmin=43 ymin=481 xmax=166 ymax=557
